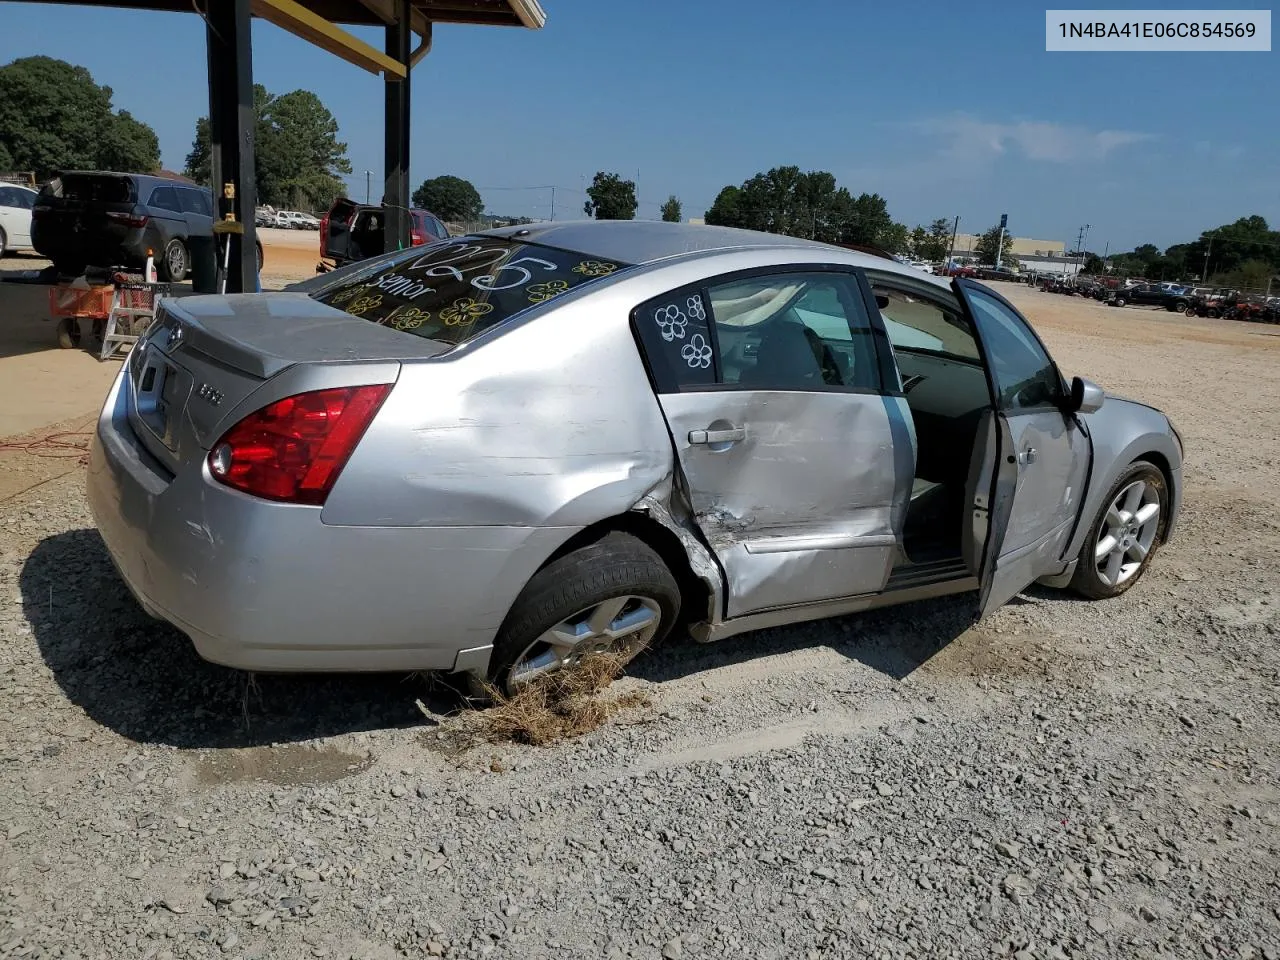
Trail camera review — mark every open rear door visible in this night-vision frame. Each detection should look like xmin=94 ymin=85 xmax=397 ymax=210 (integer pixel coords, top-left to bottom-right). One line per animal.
xmin=952 ymin=278 xmax=1092 ymax=619
xmin=322 ymin=198 xmax=358 ymax=262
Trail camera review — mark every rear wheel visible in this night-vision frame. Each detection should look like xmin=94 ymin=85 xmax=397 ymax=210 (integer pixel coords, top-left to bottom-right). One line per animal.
xmin=477 ymin=532 xmax=681 ymax=699
xmin=1069 ymin=461 xmax=1167 ymax=600
xmin=0 ymin=227 xmax=7 ymax=258
xmin=159 ymin=238 xmax=188 ymax=282
xmin=1112 ymin=296 xmax=1126 ymax=307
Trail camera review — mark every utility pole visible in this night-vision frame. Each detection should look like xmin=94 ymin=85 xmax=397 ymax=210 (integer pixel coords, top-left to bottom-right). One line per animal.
xmin=949 ymin=215 xmax=960 ymax=269
xmin=1101 ymin=240 xmax=1109 ymax=275
xmin=364 ymin=170 xmax=371 ymax=205
xmin=995 ymin=213 xmax=1007 ymax=270
xmin=550 ymin=185 xmax=555 ymax=222
xmin=1202 ymin=232 xmax=1213 ymax=281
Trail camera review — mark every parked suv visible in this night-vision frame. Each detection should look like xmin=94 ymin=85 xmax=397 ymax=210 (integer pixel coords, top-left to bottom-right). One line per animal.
xmin=1107 ymin=283 xmax=1191 ymax=312
xmin=31 ymin=171 xmax=263 ymax=281
xmin=319 ymin=197 xmax=450 ymax=267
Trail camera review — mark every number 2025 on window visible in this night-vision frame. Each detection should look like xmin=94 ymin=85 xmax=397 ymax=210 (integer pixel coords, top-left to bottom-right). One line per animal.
xmin=1046 ymin=10 xmax=1271 ymax=50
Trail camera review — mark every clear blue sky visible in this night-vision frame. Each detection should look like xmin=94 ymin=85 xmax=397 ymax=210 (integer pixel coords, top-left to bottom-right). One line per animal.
xmin=2 ymin=0 xmax=1275 ymax=251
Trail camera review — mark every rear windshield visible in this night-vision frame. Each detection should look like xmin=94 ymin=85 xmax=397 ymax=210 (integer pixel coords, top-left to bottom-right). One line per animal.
xmin=308 ymin=235 xmax=630 ymax=345
xmin=41 ymin=175 xmax=135 ymax=203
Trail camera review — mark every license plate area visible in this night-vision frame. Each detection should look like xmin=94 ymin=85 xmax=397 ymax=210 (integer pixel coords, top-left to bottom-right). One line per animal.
xmin=133 ymin=347 xmax=188 ymax=451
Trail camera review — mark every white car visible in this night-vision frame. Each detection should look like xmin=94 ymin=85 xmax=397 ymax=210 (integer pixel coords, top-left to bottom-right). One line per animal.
xmin=0 ymin=183 xmax=37 ymax=257
xmin=275 ymin=211 xmax=319 ymax=230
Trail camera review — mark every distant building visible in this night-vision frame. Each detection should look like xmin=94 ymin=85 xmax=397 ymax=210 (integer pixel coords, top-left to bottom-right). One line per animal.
xmin=686 ymin=217 xmax=706 ymax=226
xmin=948 ymin=233 xmax=1066 ymax=260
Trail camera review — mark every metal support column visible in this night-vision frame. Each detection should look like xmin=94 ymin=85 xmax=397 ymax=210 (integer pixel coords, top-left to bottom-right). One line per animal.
xmin=383 ymin=0 xmax=412 ymax=253
xmin=205 ymin=0 xmax=259 ymax=292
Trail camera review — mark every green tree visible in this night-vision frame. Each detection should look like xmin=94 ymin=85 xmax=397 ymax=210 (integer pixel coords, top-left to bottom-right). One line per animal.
xmin=705 ymin=185 xmax=744 ymax=228
xmin=583 ymin=171 xmax=637 ymax=220
xmin=702 ymin=167 xmax=910 ymax=250
xmin=660 ymin=194 xmax=681 ymax=222
xmin=1082 ymin=253 xmax=1105 ymax=274
xmin=0 ymin=56 xmax=160 ymax=178
xmin=184 ymin=84 xmax=349 ymax=211
xmin=878 ymin=221 xmax=911 ymax=255
xmin=911 ymin=217 xmax=953 ymax=262
xmin=412 ymin=175 xmax=483 ymax=220
xmin=974 ymin=223 xmax=1015 ymax=266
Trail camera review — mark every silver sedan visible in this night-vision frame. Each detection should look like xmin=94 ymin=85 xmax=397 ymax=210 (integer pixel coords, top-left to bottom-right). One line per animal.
xmin=87 ymin=221 xmax=1183 ymax=694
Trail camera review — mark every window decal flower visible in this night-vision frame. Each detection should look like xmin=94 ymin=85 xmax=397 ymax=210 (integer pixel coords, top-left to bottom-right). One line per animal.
xmin=440 ymin=298 xmax=494 ymax=327
xmin=526 ymin=280 xmax=570 ymax=304
xmin=389 ymin=307 xmax=431 ymax=330
xmin=329 ymin=286 xmax=365 ymax=306
xmin=653 ymin=303 xmax=688 ymax=342
xmin=346 ymin=293 xmax=383 ymax=316
xmin=687 ymin=294 xmax=706 ymax=321
xmin=681 ymin=333 xmax=713 ymax=369
xmin=572 ymin=260 xmax=617 ymax=277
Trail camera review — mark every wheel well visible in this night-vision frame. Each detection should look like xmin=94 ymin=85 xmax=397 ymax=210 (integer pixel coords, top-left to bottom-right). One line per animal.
xmin=1133 ymin=450 xmax=1174 ymax=540
xmin=541 ymin=512 xmax=712 ymax=626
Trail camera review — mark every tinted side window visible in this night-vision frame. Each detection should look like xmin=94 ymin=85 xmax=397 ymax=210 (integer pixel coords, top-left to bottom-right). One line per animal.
xmin=0 ymin=187 xmax=15 ymax=206
xmin=964 ymin=288 xmax=1062 ymax=410
xmin=708 ymin=272 xmax=879 ymax=392
xmin=179 ymin=188 xmax=212 ymax=217
xmin=633 ymin=287 xmax=718 ymax=392
xmin=148 ymin=186 xmax=180 ymax=212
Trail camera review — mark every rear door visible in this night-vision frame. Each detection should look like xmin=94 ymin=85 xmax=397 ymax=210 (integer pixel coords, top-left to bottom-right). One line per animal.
xmin=146 ymin=185 xmax=186 ymax=247
xmin=38 ymin=174 xmax=139 ymax=259
xmin=322 ymin=199 xmax=358 ymax=261
xmin=634 ymin=266 xmax=915 ymax=619
xmin=952 ymin=279 xmax=1091 ymax=616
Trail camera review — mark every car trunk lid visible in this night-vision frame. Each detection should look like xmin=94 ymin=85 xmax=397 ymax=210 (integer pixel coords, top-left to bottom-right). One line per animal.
xmin=124 ymin=292 xmax=448 ymax=474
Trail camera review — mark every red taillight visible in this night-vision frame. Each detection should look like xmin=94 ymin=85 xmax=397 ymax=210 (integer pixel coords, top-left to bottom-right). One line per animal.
xmin=106 ymin=211 xmax=148 ymax=228
xmin=207 ymin=384 xmax=392 ymax=505
xmin=410 ymin=230 xmax=425 ymax=246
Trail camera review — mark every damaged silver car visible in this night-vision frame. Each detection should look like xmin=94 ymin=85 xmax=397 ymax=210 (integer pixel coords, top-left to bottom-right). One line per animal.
xmin=87 ymin=221 xmax=1183 ymax=693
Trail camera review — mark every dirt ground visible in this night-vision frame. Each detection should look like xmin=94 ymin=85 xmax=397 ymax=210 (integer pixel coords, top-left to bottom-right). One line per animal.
xmin=2 ymin=280 xmax=1279 ymax=959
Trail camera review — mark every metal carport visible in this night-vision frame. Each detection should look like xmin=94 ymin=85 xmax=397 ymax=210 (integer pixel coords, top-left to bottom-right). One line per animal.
xmin=7 ymin=0 xmax=546 ymax=290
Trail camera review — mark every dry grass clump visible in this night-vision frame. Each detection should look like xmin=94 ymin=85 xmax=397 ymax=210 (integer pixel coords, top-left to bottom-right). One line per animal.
xmin=464 ymin=654 xmax=652 ymax=747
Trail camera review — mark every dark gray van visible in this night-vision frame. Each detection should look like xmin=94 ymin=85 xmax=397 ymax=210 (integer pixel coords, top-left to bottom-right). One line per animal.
xmin=32 ymin=171 xmax=262 ymax=281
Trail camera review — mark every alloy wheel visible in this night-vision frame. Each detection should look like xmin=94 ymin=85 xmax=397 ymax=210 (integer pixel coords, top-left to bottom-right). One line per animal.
xmin=508 ymin=595 xmax=662 ymax=691
xmin=1094 ymin=479 xmax=1161 ymax=587
xmin=166 ymin=241 xmax=185 ymax=278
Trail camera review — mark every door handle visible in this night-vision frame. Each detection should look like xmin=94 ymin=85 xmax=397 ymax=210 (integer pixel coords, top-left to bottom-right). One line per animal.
xmin=689 ymin=426 xmax=746 ymax=445
xmin=1017 ymin=447 xmax=1037 ymax=465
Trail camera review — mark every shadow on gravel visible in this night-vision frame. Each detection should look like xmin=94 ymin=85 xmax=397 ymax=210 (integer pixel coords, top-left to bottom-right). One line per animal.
xmin=632 ymin=592 xmax=977 ymax=685
xmin=22 ymin=528 xmax=460 ymax=749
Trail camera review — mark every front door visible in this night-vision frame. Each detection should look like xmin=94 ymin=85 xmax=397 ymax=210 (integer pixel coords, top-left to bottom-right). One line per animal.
xmin=635 ymin=267 xmax=915 ymax=619
xmin=952 ymin=279 xmax=1092 ymax=616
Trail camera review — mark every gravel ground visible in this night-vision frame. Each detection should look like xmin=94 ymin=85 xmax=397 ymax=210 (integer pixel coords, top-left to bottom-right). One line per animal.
xmin=2 ymin=289 xmax=1279 ymax=960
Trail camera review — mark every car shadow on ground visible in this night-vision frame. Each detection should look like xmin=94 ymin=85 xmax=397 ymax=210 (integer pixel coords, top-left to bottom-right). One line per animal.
xmin=631 ymin=592 xmax=978 ymax=686
xmin=21 ymin=528 xmax=460 ymax=750
xmin=23 ymin=528 xmax=979 ymax=749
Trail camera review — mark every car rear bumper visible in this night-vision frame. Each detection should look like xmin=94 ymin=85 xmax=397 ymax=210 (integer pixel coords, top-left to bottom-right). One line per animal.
xmin=86 ymin=368 xmax=574 ymax=674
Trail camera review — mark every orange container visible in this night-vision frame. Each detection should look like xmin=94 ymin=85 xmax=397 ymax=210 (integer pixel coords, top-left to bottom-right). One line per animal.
xmin=48 ymin=284 xmax=115 ymax=319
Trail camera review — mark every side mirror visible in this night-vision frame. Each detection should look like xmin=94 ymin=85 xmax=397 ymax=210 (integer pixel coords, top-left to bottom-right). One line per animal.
xmin=1070 ymin=376 xmax=1105 ymax=414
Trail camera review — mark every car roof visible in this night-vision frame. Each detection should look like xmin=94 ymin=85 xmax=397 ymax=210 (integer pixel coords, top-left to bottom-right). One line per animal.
xmin=480 ymin=220 xmax=950 ymax=288
xmin=55 ymin=171 xmax=202 ymax=190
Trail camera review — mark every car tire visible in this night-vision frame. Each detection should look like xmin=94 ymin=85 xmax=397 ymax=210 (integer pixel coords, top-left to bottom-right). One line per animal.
xmin=159 ymin=238 xmax=188 ymax=282
xmin=1069 ymin=461 xmax=1168 ymax=601
xmin=1112 ymin=297 xmax=1126 ymax=307
xmin=1172 ymin=300 xmax=1187 ymax=312
xmin=0 ymin=227 xmax=7 ymax=258
xmin=255 ymin=241 xmax=263 ymax=275
xmin=476 ymin=532 xmax=681 ymax=699
xmin=1207 ymin=308 xmax=1220 ymax=319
